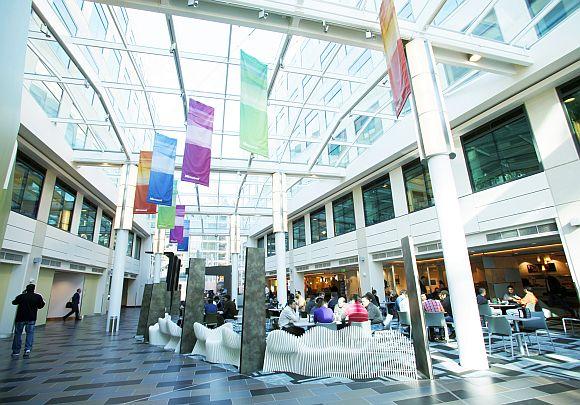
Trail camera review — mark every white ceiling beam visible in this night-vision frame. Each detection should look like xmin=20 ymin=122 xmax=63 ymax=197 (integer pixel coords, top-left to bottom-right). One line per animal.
xmin=183 ymin=206 xmax=272 ymax=216
xmin=432 ymin=47 xmax=518 ymax=75
xmin=414 ymin=0 xmax=447 ymax=31
xmin=71 ymin=150 xmax=346 ymax=178
xmin=91 ymin=0 xmax=531 ymax=68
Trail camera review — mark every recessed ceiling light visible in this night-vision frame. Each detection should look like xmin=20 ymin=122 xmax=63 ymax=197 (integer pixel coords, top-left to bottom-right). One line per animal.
xmin=468 ymin=53 xmax=482 ymax=63
xmin=564 ymin=97 xmax=576 ymax=103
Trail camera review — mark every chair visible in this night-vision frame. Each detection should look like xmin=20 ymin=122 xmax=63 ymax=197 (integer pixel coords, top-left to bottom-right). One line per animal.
xmin=316 ymin=322 xmax=337 ymax=330
xmin=478 ymin=304 xmax=493 ymax=327
xmin=165 ymin=319 xmax=182 ymax=352
xmin=397 ymin=311 xmax=411 ymax=336
xmin=383 ymin=314 xmax=393 ymax=330
xmin=424 ymin=312 xmax=450 ymax=343
xmin=204 ymin=313 xmax=218 ymax=328
xmin=520 ymin=311 xmax=556 ymax=354
xmin=350 ymin=321 xmax=372 ymax=332
xmin=484 ymin=315 xmax=529 ymax=359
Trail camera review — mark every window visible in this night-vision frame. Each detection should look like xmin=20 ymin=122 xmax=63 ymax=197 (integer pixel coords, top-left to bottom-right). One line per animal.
xmin=292 ymin=217 xmax=306 ymax=248
xmin=526 ymin=0 xmax=579 ymax=37
xmin=471 ymin=9 xmax=503 ymax=41
xmin=52 ymin=0 xmax=77 ymax=35
xmin=11 ymin=154 xmax=45 ymax=219
xmin=403 ymin=160 xmax=434 ymax=212
xmin=29 ymin=82 xmax=61 ymax=118
xmin=285 ymin=232 xmax=289 ymax=252
xmin=328 ymin=129 xmax=347 ymax=164
xmin=558 ymin=77 xmax=580 ymax=155
xmin=266 ymin=233 xmax=276 ymax=257
xmin=48 ymin=180 xmax=76 ymax=231
xmin=362 ymin=174 xmax=395 ymax=226
xmin=324 ymin=82 xmax=342 ymax=107
xmin=126 ymin=231 xmax=134 ymax=257
xmin=98 ymin=213 xmax=113 ymax=247
xmin=310 ymin=207 xmax=327 ymax=243
xmin=77 ymin=199 xmax=97 ymax=241
xmin=462 ymin=107 xmax=543 ymax=192
xmin=89 ymin=3 xmax=109 ymax=40
xmin=349 ymin=50 xmax=372 ymax=76
xmin=320 ymin=43 xmax=335 ymax=67
xmin=332 ymin=193 xmax=356 ymax=236
xmin=354 ymin=107 xmax=383 ymax=144
xmin=134 ymin=236 xmax=142 ymax=260
xmin=257 ymin=237 xmax=264 ymax=249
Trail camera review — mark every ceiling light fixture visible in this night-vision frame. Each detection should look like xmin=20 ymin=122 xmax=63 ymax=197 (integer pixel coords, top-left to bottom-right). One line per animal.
xmin=365 ymin=30 xmax=374 ymax=39
xmin=322 ymin=21 xmax=330 ymax=33
xmin=564 ymin=97 xmax=576 ymax=103
xmin=187 ymin=0 xmax=199 ymax=7
xmin=258 ymin=9 xmax=268 ymax=20
xmin=468 ymin=53 xmax=482 ymax=63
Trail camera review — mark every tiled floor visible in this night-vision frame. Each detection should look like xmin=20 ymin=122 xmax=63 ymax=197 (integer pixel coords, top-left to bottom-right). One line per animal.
xmin=0 ymin=308 xmax=578 ymax=404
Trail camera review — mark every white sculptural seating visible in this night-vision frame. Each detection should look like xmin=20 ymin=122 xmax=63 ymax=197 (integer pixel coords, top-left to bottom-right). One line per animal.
xmin=192 ymin=322 xmax=241 ymax=367
xmin=148 ymin=313 xmax=182 ymax=353
xmin=263 ymin=326 xmax=418 ymax=380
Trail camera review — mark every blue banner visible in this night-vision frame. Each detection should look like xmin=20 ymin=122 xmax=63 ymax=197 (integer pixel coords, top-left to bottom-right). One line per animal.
xmin=147 ymin=133 xmax=177 ymax=206
xmin=177 ymin=236 xmax=189 ymax=252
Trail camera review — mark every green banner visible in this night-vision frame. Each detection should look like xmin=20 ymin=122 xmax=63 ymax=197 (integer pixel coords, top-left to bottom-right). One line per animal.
xmin=157 ymin=179 xmax=177 ymax=229
xmin=239 ymin=50 xmax=269 ymax=157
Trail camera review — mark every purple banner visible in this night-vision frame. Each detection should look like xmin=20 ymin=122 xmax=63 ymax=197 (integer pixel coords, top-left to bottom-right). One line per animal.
xmin=169 ymin=205 xmax=185 ymax=243
xmin=182 ymin=98 xmax=214 ymax=187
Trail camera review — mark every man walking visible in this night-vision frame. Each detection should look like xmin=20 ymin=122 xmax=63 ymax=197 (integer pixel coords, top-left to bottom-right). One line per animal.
xmin=63 ymin=288 xmax=82 ymax=321
xmin=11 ymin=284 xmax=45 ymax=359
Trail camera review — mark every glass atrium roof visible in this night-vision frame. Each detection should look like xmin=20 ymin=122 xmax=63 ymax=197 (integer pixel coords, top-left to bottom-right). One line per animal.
xmin=24 ymin=0 xmax=578 ymax=235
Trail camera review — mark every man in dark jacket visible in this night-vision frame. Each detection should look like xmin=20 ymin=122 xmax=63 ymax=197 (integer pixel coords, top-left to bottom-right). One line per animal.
xmin=221 ymin=295 xmax=237 ymax=320
xmin=63 ymin=288 xmax=82 ymax=321
xmin=12 ymin=284 xmax=45 ymax=359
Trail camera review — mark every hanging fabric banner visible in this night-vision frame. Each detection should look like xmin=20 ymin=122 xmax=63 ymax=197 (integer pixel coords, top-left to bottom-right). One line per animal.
xmin=177 ymin=236 xmax=189 ymax=252
xmin=134 ymin=151 xmax=157 ymax=214
xmin=379 ymin=0 xmax=411 ymax=118
xmin=169 ymin=205 xmax=185 ymax=243
xmin=182 ymin=99 xmax=214 ymax=186
xmin=239 ymin=50 xmax=269 ymax=157
xmin=157 ymin=180 xmax=178 ymax=229
xmin=147 ymin=133 xmax=177 ymax=206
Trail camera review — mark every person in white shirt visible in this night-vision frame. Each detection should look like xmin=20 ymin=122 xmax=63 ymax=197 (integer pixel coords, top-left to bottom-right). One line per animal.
xmin=398 ymin=293 xmax=410 ymax=313
xmin=278 ymin=299 xmax=300 ymax=328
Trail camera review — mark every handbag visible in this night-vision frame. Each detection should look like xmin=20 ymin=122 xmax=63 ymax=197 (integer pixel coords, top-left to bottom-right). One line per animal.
xmin=65 ymin=301 xmax=72 ymax=309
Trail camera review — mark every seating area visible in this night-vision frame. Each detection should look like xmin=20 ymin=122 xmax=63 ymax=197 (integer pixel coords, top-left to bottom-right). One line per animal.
xmin=263 ymin=326 xmax=418 ymax=380
xmin=191 ymin=322 xmax=241 ymax=367
xmin=148 ymin=314 xmax=182 ymax=353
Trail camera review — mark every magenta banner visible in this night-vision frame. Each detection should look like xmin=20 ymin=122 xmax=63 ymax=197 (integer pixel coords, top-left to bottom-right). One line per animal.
xmin=181 ymin=98 xmax=214 ymax=187
xmin=169 ymin=205 xmax=185 ymax=243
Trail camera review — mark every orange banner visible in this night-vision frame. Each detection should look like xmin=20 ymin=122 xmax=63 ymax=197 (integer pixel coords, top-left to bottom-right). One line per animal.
xmin=379 ymin=0 xmax=411 ymax=117
xmin=134 ymin=151 xmax=157 ymax=214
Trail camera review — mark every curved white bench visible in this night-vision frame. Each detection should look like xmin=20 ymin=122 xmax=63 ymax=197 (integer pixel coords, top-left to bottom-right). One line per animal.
xmin=192 ymin=322 xmax=241 ymax=367
xmin=148 ymin=314 xmax=171 ymax=346
xmin=264 ymin=326 xmax=417 ymax=380
xmin=165 ymin=318 xmax=182 ymax=352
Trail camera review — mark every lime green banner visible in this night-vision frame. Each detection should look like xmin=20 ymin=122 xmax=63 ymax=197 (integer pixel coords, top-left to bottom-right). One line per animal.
xmin=157 ymin=179 xmax=178 ymax=229
xmin=239 ymin=50 xmax=269 ymax=157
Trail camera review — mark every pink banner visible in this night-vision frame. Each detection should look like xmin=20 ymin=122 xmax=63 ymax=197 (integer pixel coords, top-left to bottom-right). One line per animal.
xmin=169 ymin=205 xmax=185 ymax=243
xmin=181 ymin=99 xmax=214 ymax=186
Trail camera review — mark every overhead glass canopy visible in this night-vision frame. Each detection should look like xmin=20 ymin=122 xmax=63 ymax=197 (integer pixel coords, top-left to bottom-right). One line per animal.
xmin=23 ymin=0 xmax=579 ymax=235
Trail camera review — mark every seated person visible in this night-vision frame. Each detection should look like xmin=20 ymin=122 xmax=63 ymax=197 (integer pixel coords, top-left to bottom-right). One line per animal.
xmin=327 ymin=293 xmax=338 ymax=311
xmin=344 ymin=294 xmax=368 ymax=323
xmin=221 ymin=295 xmax=237 ymax=320
xmin=519 ymin=287 xmax=538 ymax=311
xmin=214 ymin=295 xmax=223 ymax=311
xmin=476 ymin=288 xmax=489 ymax=305
xmin=438 ymin=290 xmax=455 ymax=337
xmin=362 ymin=292 xmax=384 ymax=331
xmin=502 ymin=285 xmax=521 ymax=304
xmin=279 ymin=299 xmax=304 ymax=336
xmin=334 ymin=297 xmax=348 ymax=322
xmin=395 ymin=290 xmax=409 ymax=312
xmin=305 ymin=295 xmax=317 ymax=314
xmin=204 ymin=298 xmax=217 ymax=314
xmin=421 ymin=293 xmax=445 ymax=313
xmin=313 ymin=298 xmax=334 ymax=324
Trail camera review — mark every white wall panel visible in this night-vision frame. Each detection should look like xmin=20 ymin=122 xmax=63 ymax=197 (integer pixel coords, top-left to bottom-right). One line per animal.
xmin=2 ymin=212 xmax=36 ymax=253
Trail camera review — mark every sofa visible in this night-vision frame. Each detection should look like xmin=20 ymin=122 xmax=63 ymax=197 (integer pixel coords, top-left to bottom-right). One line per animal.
xmin=263 ymin=326 xmax=418 ymax=380
xmin=192 ymin=322 xmax=241 ymax=367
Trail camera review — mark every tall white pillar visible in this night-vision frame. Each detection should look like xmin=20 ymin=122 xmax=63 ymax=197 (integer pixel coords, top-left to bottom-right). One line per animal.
xmin=107 ymin=163 xmax=137 ymax=332
xmin=272 ymin=172 xmax=288 ymax=305
xmin=406 ymin=37 xmax=488 ymax=370
xmin=152 ymin=228 xmax=165 ymax=283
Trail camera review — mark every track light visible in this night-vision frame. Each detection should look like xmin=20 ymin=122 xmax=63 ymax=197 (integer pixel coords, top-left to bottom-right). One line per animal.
xmin=468 ymin=53 xmax=482 ymax=63
xmin=40 ymin=23 xmax=51 ymax=38
xmin=187 ymin=0 xmax=199 ymax=7
xmin=322 ymin=20 xmax=329 ymax=33
xmin=170 ymin=43 xmax=177 ymax=54
xmin=258 ymin=9 xmax=268 ymax=20
xmin=365 ymin=30 xmax=374 ymax=39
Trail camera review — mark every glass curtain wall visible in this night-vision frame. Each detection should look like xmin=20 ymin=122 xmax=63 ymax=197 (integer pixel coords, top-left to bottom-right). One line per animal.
xmin=292 ymin=218 xmax=306 ymax=248
xmin=78 ymin=199 xmax=97 ymax=240
xmin=134 ymin=236 xmax=142 ymax=260
xmin=48 ymin=180 xmax=76 ymax=231
xmin=402 ymin=160 xmax=434 ymax=213
xmin=11 ymin=154 xmax=45 ymax=219
xmin=310 ymin=207 xmax=327 ymax=243
xmin=559 ymin=77 xmax=580 ymax=154
xmin=462 ymin=107 xmax=542 ymax=192
xmin=98 ymin=213 xmax=113 ymax=247
xmin=126 ymin=231 xmax=134 ymax=257
xmin=266 ymin=233 xmax=276 ymax=257
xmin=362 ymin=174 xmax=395 ymax=226
xmin=332 ymin=193 xmax=355 ymax=236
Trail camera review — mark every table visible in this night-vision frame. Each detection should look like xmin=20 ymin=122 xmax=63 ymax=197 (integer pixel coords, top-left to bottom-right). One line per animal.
xmin=268 ymin=308 xmax=282 ymax=314
xmin=489 ymin=303 xmax=519 ymax=314
xmin=562 ymin=318 xmax=580 ymax=335
xmin=293 ymin=321 xmax=315 ymax=329
xmin=505 ymin=315 xmax=541 ymax=355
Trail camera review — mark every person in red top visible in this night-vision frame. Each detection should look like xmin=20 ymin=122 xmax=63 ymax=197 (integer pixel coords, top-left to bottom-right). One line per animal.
xmin=345 ymin=294 xmax=368 ymax=323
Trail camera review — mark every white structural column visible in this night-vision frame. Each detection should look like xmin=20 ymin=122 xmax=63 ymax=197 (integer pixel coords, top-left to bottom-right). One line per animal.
xmin=230 ymin=214 xmax=240 ymax=298
xmin=152 ymin=228 xmax=165 ymax=283
xmin=107 ymin=163 xmax=137 ymax=332
xmin=406 ymin=38 xmax=488 ymax=370
xmin=272 ymin=172 xmax=288 ymax=306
